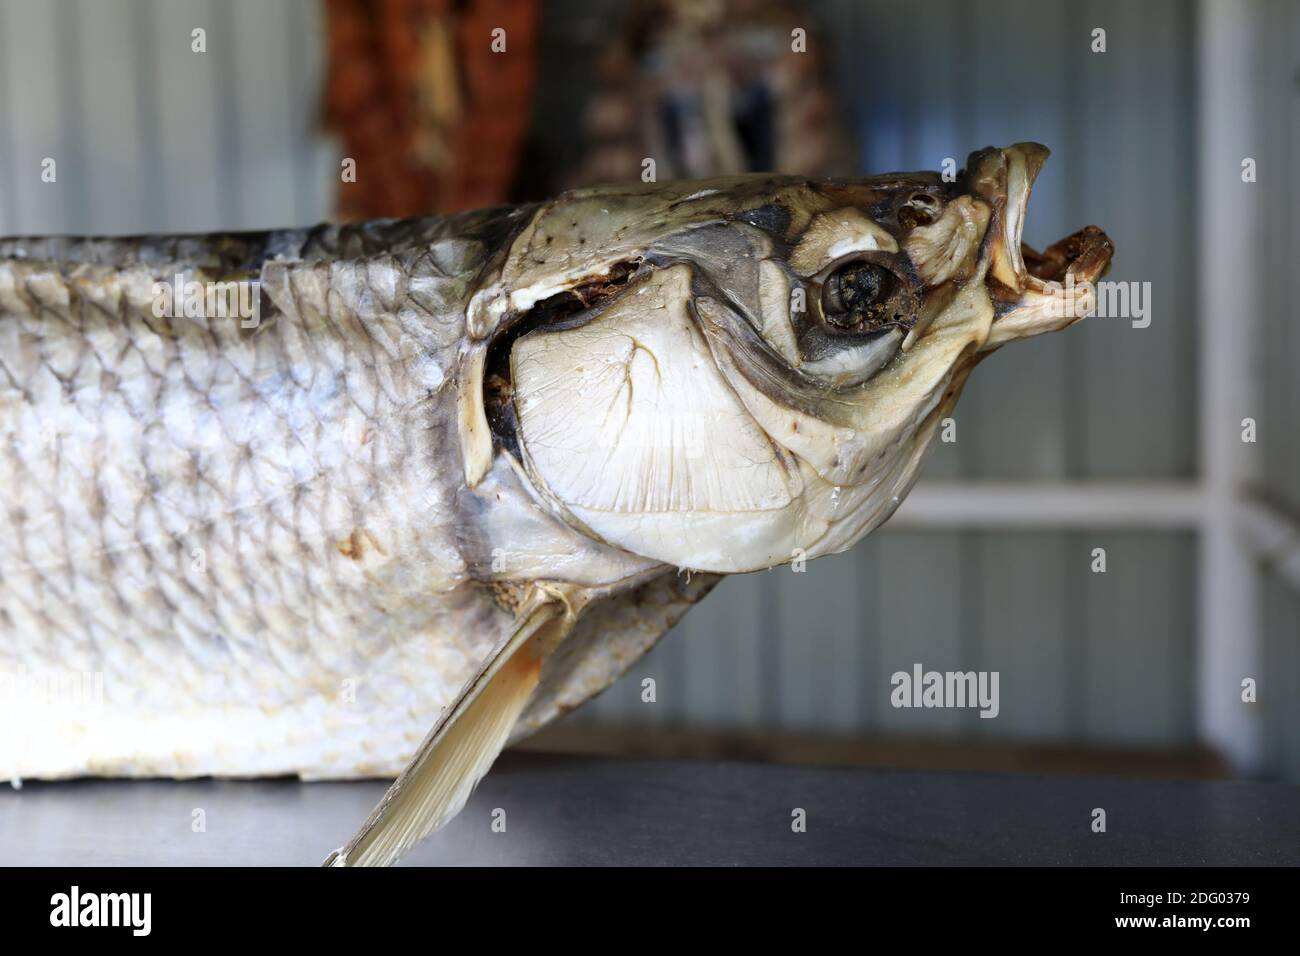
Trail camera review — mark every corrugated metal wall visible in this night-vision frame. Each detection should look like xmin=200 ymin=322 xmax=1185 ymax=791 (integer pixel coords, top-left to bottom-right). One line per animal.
xmin=1256 ymin=0 xmax=1300 ymax=782
xmin=0 ymin=0 xmax=1292 ymax=775
xmin=0 ymin=0 xmax=333 ymax=235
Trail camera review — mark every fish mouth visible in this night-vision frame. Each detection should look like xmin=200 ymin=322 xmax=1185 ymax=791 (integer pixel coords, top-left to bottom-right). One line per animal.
xmin=965 ymin=143 xmax=1115 ymax=350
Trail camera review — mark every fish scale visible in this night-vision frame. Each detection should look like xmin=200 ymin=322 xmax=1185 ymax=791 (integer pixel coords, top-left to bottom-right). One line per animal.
xmin=0 ymin=215 xmax=523 ymax=780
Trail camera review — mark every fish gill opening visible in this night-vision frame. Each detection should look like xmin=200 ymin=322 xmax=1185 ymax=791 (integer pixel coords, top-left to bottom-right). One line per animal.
xmin=482 ymin=259 xmax=643 ymax=460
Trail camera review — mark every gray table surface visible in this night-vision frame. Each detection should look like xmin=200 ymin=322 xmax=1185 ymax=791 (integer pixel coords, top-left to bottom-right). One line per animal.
xmin=1 ymin=752 xmax=1296 ymax=866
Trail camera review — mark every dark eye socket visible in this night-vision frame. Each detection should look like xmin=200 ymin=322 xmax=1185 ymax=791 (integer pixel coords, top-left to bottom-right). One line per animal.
xmin=821 ymin=262 xmax=896 ymax=328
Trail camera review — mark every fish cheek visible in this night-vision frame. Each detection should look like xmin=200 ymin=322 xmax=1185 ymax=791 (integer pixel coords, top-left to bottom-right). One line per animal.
xmin=509 ymin=265 xmax=807 ymax=572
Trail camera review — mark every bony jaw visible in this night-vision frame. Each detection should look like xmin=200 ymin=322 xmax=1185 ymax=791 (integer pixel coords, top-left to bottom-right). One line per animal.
xmin=477 ymin=147 xmax=1112 ymax=575
xmin=966 ymin=143 xmax=1115 ymax=350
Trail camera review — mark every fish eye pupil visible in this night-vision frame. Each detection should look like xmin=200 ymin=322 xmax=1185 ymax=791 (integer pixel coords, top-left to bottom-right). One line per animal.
xmin=841 ymin=263 xmax=885 ymax=307
xmin=823 ymin=261 xmax=891 ymax=328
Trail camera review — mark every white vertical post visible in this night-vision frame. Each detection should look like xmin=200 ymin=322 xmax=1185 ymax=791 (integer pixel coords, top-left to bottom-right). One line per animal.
xmin=1197 ymin=0 xmax=1264 ymax=773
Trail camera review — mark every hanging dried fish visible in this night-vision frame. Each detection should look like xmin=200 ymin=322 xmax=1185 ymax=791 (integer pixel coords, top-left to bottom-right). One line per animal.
xmin=0 ymin=145 xmax=1112 ymax=865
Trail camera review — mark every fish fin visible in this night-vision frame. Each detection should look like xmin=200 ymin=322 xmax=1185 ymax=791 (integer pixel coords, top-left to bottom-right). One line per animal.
xmin=323 ymin=587 xmax=575 ymax=867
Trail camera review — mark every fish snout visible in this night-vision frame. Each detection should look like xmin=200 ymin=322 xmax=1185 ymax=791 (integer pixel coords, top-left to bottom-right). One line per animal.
xmin=965 ymin=143 xmax=1115 ymax=350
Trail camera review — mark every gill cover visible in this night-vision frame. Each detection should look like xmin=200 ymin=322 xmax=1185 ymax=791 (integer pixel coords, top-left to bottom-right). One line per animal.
xmin=511 ymin=264 xmax=807 ymax=571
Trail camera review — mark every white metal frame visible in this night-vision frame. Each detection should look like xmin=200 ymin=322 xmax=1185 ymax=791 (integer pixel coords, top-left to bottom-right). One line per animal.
xmin=1196 ymin=0 xmax=1264 ymax=774
xmin=894 ymin=477 xmax=1288 ymax=774
xmin=891 ymin=483 xmax=1203 ymax=530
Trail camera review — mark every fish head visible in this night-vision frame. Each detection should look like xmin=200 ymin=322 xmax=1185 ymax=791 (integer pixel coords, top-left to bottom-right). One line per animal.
xmin=466 ymin=144 xmax=1113 ymax=574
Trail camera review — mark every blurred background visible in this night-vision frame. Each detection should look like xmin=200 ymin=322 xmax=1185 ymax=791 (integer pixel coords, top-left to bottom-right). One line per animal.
xmin=0 ymin=0 xmax=1294 ymax=782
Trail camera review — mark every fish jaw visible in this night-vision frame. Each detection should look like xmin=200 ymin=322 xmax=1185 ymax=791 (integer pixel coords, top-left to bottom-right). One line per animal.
xmin=965 ymin=143 xmax=1116 ymax=350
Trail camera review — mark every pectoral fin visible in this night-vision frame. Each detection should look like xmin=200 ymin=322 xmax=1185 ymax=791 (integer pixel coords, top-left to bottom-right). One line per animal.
xmin=323 ymin=586 xmax=577 ymax=867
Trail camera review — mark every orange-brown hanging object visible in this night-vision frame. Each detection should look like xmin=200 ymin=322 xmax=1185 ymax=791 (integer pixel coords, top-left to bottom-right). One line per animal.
xmin=324 ymin=0 xmax=539 ymax=218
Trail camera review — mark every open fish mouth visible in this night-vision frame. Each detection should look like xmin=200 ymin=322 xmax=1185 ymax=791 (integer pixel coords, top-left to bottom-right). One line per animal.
xmin=968 ymin=143 xmax=1115 ymax=350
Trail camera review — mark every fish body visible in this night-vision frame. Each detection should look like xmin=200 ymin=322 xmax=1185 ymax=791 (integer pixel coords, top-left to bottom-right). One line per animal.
xmin=0 ymin=146 xmax=1112 ymax=862
xmin=0 ymin=211 xmax=714 ymax=780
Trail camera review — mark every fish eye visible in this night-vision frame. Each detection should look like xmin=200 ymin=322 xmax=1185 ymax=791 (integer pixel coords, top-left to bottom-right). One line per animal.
xmin=821 ymin=261 xmax=898 ymax=329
